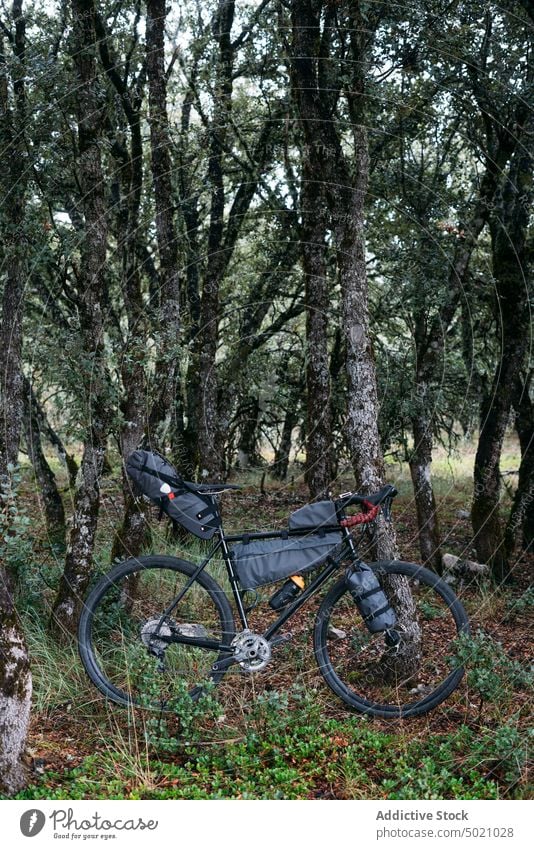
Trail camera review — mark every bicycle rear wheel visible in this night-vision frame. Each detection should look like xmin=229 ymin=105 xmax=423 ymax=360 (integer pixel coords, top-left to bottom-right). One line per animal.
xmin=314 ymin=560 xmax=470 ymax=718
xmin=78 ymin=555 xmax=236 ymax=711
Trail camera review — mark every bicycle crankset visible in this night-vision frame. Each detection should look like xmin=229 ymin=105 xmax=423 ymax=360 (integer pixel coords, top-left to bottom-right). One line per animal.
xmin=231 ymin=629 xmax=272 ymax=672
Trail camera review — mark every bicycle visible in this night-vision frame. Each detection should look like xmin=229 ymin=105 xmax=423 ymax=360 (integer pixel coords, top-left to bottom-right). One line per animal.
xmin=78 ymin=450 xmax=470 ymax=719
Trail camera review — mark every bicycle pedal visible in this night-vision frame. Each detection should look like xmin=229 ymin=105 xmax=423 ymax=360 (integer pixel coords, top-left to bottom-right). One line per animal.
xmin=270 ymin=632 xmax=292 ymax=648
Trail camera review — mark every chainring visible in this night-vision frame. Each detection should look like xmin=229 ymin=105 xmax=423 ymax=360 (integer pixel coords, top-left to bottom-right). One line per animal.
xmin=231 ymin=630 xmax=272 ymax=672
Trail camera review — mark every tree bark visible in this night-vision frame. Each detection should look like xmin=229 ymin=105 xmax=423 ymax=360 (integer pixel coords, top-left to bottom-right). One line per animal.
xmin=301 ymin=161 xmax=333 ymax=498
xmin=95 ymin=12 xmax=149 ymax=561
xmin=0 ymin=1 xmax=31 ymax=796
xmin=146 ymin=0 xmax=181 ymax=445
xmin=472 ymin=120 xmax=534 ymax=581
xmin=505 ymin=375 xmax=534 ymax=556
xmin=409 ymin=407 xmax=442 ymax=571
xmin=0 ymin=564 xmax=32 ymax=796
xmin=289 ymin=0 xmax=419 ymax=677
xmin=23 ymin=383 xmax=65 ymax=543
xmin=51 ymin=0 xmax=110 ymax=634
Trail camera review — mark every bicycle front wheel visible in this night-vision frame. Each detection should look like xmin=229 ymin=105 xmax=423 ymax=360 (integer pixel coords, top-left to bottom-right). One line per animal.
xmin=78 ymin=555 xmax=236 ymax=711
xmin=314 ymin=560 xmax=470 ymax=718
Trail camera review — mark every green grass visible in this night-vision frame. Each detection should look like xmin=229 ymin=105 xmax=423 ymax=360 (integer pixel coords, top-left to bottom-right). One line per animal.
xmin=13 ymin=686 xmax=531 ymax=800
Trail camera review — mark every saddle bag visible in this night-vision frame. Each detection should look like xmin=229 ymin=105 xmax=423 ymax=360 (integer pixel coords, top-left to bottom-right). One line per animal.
xmin=345 ymin=564 xmax=398 ymax=633
xmin=126 ymin=450 xmax=220 ymax=540
xmin=232 ymin=531 xmax=342 ymax=589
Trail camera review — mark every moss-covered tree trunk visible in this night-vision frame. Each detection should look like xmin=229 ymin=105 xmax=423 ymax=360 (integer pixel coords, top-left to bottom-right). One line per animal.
xmin=409 ymin=406 xmax=442 ymax=571
xmin=23 ymin=383 xmax=65 ymax=543
xmin=505 ymin=375 xmax=534 ymax=556
xmin=289 ymin=0 xmax=420 ymax=676
xmin=0 ymin=0 xmax=31 ymax=796
xmin=96 ymin=13 xmax=149 ymax=561
xmin=472 ymin=120 xmax=533 ymax=581
xmin=301 ymin=159 xmax=333 ymax=498
xmin=146 ymin=0 xmax=181 ymax=447
xmin=0 ymin=566 xmax=32 ymax=796
xmin=51 ymin=0 xmax=110 ymax=634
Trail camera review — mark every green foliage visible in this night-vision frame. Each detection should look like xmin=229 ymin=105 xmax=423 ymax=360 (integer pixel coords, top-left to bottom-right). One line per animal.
xmin=449 ymin=631 xmax=533 ymax=712
xmin=137 ymin=677 xmax=223 ymax=753
xmin=12 ymin=678 xmax=530 ymax=800
xmin=0 ymin=467 xmax=33 ymax=588
xmin=504 ymin=586 xmax=534 ymax=621
xmin=380 ymin=720 xmax=531 ymax=800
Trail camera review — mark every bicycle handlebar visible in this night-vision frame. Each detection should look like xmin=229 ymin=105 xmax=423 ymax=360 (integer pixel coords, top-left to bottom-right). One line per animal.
xmin=335 ymin=483 xmax=397 ymax=511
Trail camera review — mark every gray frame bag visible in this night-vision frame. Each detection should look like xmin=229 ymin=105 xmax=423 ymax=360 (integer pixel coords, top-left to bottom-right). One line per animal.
xmin=232 ymin=499 xmax=342 ymax=590
xmin=126 ymin=450 xmax=220 ymax=540
xmin=232 ymin=531 xmax=342 ymax=589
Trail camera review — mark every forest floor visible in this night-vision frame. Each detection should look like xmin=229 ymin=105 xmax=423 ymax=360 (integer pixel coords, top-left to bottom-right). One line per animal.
xmin=8 ymin=436 xmax=534 ymax=800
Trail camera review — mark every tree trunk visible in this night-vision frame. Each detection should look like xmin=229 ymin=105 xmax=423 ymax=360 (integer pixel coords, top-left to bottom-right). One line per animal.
xmin=301 ymin=161 xmax=333 ymax=498
xmin=23 ymin=385 xmax=65 ymax=543
xmin=96 ymin=13 xmax=149 ymax=561
xmin=472 ymin=119 xmax=533 ymax=581
xmin=195 ymin=1 xmax=235 ymax=479
xmin=0 ymin=565 xmax=32 ymax=796
xmin=236 ymin=397 xmax=261 ymax=470
xmin=289 ymin=0 xmax=418 ymax=677
xmin=409 ymin=408 xmax=442 ymax=572
xmin=22 ymin=376 xmax=78 ymax=489
xmin=51 ymin=0 xmax=110 ymax=634
xmin=146 ymin=0 xmax=181 ymax=445
xmin=272 ymin=402 xmax=299 ymax=481
xmin=505 ymin=375 xmax=534 ymax=556
xmin=332 ymin=125 xmax=420 ymax=668
xmin=53 ymin=443 xmax=106 ymax=632
xmin=0 ymin=1 xmax=32 ymax=797
xmin=399 ymin=165 xmax=499 ymax=574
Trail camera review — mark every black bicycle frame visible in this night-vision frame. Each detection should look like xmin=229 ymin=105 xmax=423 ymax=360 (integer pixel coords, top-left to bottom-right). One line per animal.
xmin=157 ymin=522 xmax=362 ymax=656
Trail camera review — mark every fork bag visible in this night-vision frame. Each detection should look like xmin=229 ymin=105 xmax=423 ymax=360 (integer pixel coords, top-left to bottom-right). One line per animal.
xmin=345 ymin=564 xmax=398 ymax=633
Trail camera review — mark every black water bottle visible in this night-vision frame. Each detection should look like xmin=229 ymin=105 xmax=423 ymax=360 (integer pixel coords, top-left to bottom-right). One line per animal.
xmin=269 ymin=575 xmax=305 ymax=610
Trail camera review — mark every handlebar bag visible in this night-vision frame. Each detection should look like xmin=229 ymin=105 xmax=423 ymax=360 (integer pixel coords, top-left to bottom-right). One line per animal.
xmin=232 ymin=531 xmax=342 ymax=589
xmin=288 ymin=500 xmax=339 ymax=530
xmin=345 ymin=564 xmax=398 ymax=632
xmin=126 ymin=450 xmax=220 ymax=540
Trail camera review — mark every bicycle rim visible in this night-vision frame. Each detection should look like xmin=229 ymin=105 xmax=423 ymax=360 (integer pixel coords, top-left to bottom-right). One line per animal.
xmin=78 ymin=556 xmax=235 ymax=711
xmin=314 ymin=561 xmax=470 ymax=718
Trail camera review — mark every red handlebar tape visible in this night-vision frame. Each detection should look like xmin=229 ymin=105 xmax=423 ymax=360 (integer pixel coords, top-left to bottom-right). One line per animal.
xmin=339 ymin=500 xmax=380 ymax=527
